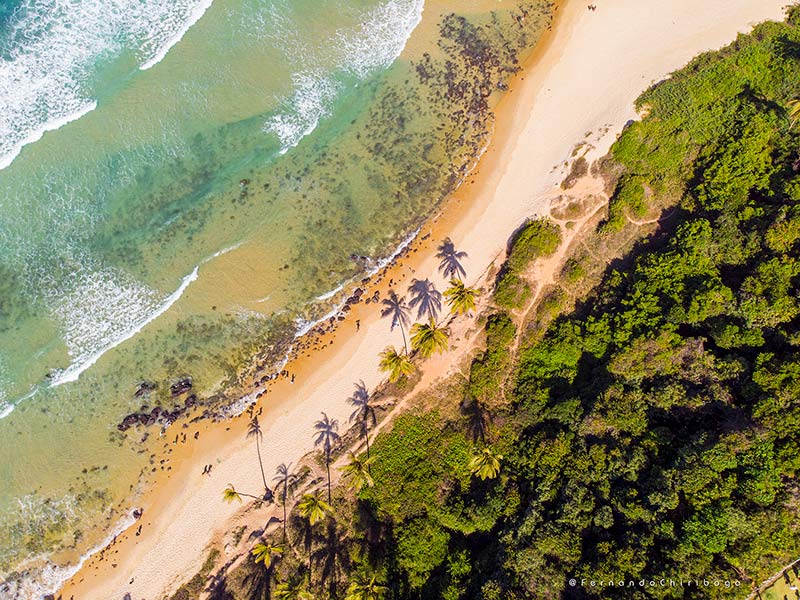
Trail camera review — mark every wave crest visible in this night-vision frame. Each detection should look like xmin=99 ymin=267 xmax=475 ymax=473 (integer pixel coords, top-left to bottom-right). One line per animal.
xmin=264 ymin=0 xmax=424 ymax=152
xmin=0 ymin=0 xmax=215 ymax=170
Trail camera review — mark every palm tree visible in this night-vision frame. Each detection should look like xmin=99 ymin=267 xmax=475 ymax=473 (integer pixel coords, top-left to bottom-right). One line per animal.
xmin=436 ymin=237 xmax=468 ymax=280
xmin=345 ymin=574 xmax=389 ymax=600
xmin=273 ymin=463 xmax=297 ymax=542
xmin=274 ymin=576 xmax=314 ymax=600
xmin=222 ymin=484 xmax=263 ymax=503
xmin=339 ymin=452 xmax=375 ymax=491
xmin=252 ymin=541 xmax=283 ymax=569
xmin=297 ymin=491 xmax=333 ymax=526
xmin=408 ymin=278 xmax=442 ymax=321
xmin=788 ymin=97 xmax=800 ymax=129
xmin=380 ymin=290 xmax=411 ymax=353
xmin=378 ymin=346 xmax=415 ymax=383
xmin=468 ymin=448 xmax=503 ymax=480
xmin=347 ymin=380 xmax=377 ymax=462
xmin=313 ymin=412 xmax=341 ymax=502
xmin=247 ymin=415 xmax=273 ymax=500
xmin=444 ymin=279 xmax=480 ymax=315
xmin=410 ymin=319 xmax=449 ymax=358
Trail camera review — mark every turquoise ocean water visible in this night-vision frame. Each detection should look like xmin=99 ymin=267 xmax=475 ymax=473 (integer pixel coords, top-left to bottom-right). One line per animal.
xmin=0 ymin=0 xmax=425 ymax=594
xmin=0 ymin=0 xmax=552 ymax=596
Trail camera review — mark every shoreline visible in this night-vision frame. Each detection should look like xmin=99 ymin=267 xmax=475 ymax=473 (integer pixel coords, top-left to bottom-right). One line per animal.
xmin=57 ymin=1 xmax=788 ymax=598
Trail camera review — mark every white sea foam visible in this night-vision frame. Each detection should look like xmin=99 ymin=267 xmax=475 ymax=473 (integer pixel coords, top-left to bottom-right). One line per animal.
xmin=294 ymin=225 xmax=421 ymax=340
xmin=0 ymin=402 xmax=12 ymax=419
xmin=48 ymin=265 xmax=199 ymax=387
xmin=0 ymin=388 xmax=37 ymax=421
xmin=0 ymin=0 xmax=214 ymax=170
xmin=45 ymin=239 xmax=242 ymax=389
xmin=315 ymin=283 xmax=346 ymax=302
xmin=294 ymin=304 xmax=345 ymax=340
xmin=365 ymin=226 xmax=420 ymax=276
xmin=337 ymin=0 xmax=425 ymax=79
xmin=139 ymin=0 xmax=215 ymax=70
xmin=264 ymin=0 xmax=424 ymax=152
xmin=1 ymin=503 xmax=138 ymax=600
xmin=265 ymin=72 xmax=340 ymax=153
xmin=0 ymin=102 xmax=97 ymax=171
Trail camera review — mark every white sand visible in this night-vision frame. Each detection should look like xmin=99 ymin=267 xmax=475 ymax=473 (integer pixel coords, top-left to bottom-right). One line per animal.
xmin=59 ymin=0 xmax=788 ymax=598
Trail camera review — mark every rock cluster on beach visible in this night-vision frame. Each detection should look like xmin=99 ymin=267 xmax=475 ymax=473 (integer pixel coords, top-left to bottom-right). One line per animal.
xmin=112 ymin=1 xmax=555 ymax=440
xmin=117 ymin=380 xmax=196 ymax=432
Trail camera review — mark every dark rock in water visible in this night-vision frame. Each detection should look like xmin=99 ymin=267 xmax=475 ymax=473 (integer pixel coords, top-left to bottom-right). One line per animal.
xmin=134 ymin=381 xmax=156 ymax=397
xmin=118 ymin=413 xmax=142 ymax=431
xmin=170 ymin=378 xmax=192 ymax=396
xmin=118 ymin=396 xmax=193 ymax=432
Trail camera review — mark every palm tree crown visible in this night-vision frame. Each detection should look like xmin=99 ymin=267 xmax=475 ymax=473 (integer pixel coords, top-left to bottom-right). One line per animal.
xmin=380 ymin=290 xmax=411 ymax=353
xmin=410 ymin=319 xmax=449 ymax=358
xmin=345 ymin=574 xmax=389 ymax=600
xmin=222 ymin=484 xmax=262 ymax=504
xmin=444 ymin=279 xmax=480 ymax=315
xmin=436 ymin=237 xmax=468 ymax=280
xmin=378 ymin=346 xmax=415 ymax=383
xmin=223 ymin=484 xmax=242 ymax=503
xmin=314 ymin=412 xmax=341 ymax=501
xmin=251 ymin=542 xmax=283 ymax=569
xmin=407 ymin=278 xmax=442 ymax=321
xmin=297 ymin=491 xmax=333 ymax=526
xmin=339 ymin=451 xmax=375 ymax=491
xmin=274 ymin=577 xmax=314 ymax=600
xmin=468 ymin=447 xmax=503 ymax=480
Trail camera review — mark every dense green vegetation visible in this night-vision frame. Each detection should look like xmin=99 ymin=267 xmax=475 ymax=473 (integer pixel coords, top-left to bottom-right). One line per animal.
xmin=347 ymin=12 xmax=800 ymax=599
xmin=214 ymin=9 xmax=800 ymax=600
xmin=495 ymin=218 xmax=562 ymax=309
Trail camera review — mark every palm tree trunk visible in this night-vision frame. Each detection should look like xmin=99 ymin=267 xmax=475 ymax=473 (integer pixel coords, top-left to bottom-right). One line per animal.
xmin=239 ymin=491 xmax=263 ymax=501
xmin=400 ymin=323 xmax=408 ymax=354
xmin=256 ymin=435 xmax=268 ymax=493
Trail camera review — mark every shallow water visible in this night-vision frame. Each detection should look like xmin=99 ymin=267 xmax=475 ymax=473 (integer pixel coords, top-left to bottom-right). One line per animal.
xmin=0 ymin=0 xmax=553 ymax=596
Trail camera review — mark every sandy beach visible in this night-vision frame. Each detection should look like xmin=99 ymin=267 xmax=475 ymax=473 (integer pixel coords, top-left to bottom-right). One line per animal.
xmin=58 ymin=0 xmax=788 ymax=598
